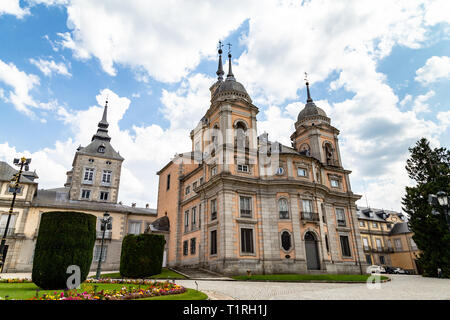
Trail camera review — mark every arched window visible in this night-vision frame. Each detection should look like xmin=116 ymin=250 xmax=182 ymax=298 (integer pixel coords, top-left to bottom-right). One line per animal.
xmin=281 ymin=231 xmax=292 ymax=251
xmin=278 ymin=198 xmax=289 ymax=219
xmin=323 ymin=142 xmax=334 ymax=165
xmin=211 ymin=125 xmax=219 ymax=148
xmin=234 ymin=121 xmax=247 ymax=149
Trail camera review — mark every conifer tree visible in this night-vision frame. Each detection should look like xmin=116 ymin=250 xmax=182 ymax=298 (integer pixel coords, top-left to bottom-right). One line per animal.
xmin=402 ymin=138 xmax=450 ymax=277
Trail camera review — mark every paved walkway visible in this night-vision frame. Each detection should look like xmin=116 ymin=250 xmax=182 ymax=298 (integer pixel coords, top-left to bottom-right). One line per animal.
xmin=173 ymin=275 xmax=450 ymax=300
xmin=2 ymin=272 xmax=448 ymax=300
xmin=170 ymin=267 xmax=233 ymax=281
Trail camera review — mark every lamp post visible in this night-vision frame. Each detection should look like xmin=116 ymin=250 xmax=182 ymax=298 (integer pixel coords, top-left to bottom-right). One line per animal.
xmin=96 ymin=211 xmax=112 ymax=279
xmin=428 ymin=191 xmax=450 ymax=230
xmin=0 ymin=157 xmax=31 ymax=273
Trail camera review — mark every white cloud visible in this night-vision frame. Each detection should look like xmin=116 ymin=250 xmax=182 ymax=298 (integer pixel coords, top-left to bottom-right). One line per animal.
xmin=29 ymin=58 xmax=71 ymax=77
xmin=412 ymin=90 xmax=435 ymax=113
xmin=0 ymin=59 xmax=40 ymax=117
xmin=415 ymin=56 xmax=450 ymax=85
xmin=0 ymin=0 xmax=29 ymax=18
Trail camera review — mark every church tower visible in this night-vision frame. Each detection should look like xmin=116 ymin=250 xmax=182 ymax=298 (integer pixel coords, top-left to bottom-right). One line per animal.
xmin=290 ymin=79 xmax=343 ymax=168
xmin=190 ymin=43 xmax=259 ymax=177
xmin=65 ymin=100 xmax=124 ymax=203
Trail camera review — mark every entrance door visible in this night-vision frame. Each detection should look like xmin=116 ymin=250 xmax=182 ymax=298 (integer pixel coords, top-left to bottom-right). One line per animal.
xmin=305 ymin=232 xmax=320 ymax=270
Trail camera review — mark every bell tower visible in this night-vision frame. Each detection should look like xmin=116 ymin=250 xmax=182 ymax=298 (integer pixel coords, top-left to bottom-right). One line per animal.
xmin=290 ymin=76 xmax=343 ymax=168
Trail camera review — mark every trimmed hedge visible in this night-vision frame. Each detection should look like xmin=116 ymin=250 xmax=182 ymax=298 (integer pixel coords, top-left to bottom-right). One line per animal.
xmin=120 ymin=234 xmax=166 ymax=278
xmin=32 ymin=211 xmax=97 ymax=289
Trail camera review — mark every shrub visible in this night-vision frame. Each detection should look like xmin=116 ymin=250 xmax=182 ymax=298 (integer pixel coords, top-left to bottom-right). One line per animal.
xmin=120 ymin=234 xmax=166 ymax=278
xmin=32 ymin=211 xmax=96 ymax=289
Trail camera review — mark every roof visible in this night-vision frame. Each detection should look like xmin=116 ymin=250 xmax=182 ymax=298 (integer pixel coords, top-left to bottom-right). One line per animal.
xmin=297 ymin=101 xmax=328 ymax=122
xmin=32 ymin=188 xmax=156 ymax=215
xmin=389 ymin=222 xmax=412 ymax=235
xmin=356 ymin=206 xmax=405 ymax=222
xmin=149 ymin=215 xmax=170 ymax=232
xmin=76 ymin=140 xmax=124 ymax=161
xmin=0 ymin=161 xmax=36 ymax=184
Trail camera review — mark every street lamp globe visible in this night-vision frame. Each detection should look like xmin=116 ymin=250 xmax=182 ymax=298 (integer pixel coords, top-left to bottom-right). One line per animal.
xmin=436 ymin=191 xmax=448 ymax=207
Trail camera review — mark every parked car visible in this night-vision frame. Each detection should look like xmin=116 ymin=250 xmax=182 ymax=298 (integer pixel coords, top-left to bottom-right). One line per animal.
xmin=383 ymin=266 xmax=396 ymax=274
xmin=366 ymin=265 xmax=386 ymax=274
xmin=393 ymin=267 xmax=409 ymax=274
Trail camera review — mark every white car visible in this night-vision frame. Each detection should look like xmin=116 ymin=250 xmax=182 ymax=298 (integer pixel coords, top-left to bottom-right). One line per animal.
xmin=393 ymin=268 xmax=408 ymax=274
xmin=366 ymin=265 xmax=386 ymax=274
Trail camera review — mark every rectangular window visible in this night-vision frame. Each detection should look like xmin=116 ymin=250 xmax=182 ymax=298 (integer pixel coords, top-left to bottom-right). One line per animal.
xmin=376 ymin=238 xmax=382 ymax=251
xmin=336 ymin=208 xmax=346 ymax=226
xmin=81 ymin=189 xmax=91 ymax=199
xmin=191 ymin=207 xmax=197 ymax=229
xmin=8 ymin=186 xmax=22 ymax=194
xmin=394 ymin=238 xmax=403 ymax=251
xmin=340 ymin=236 xmax=351 ymax=257
xmin=330 ymin=179 xmax=339 ymax=188
xmin=297 ymin=168 xmax=307 ymax=177
xmin=0 ymin=214 xmax=16 ymax=236
xmin=211 ymin=199 xmax=217 ymax=220
xmin=237 ymin=164 xmax=249 ymax=172
xmin=199 ymin=177 xmax=204 ymax=185
xmin=184 ymin=210 xmax=189 ymax=230
xmin=211 ymin=166 xmax=217 ymax=176
xmin=183 ymin=240 xmax=188 ymax=256
xmin=410 ymin=238 xmax=418 ymax=250
xmin=240 ymin=196 xmax=252 ymax=217
xmin=100 ymin=191 xmax=109 ymax=201
xmin=372 ymin=222 xmax=378 ymax=228
xmin=193 ymin=181 xmax=197 ymax=189
xmin=366 ymin=254 xmax=372 ymax=264
xmin=128 ymin=221 xmax=141 ymax=235
xmin=166 ymin=174 xmax=171 ymax=190
xmin=302 ymin=199 xmax=313 ymax=213
xmin=325 ymin=234 xmax=329 ymax=252
xmin=102 ymin=170 xmax=112 ymax=184
xmin=198 ymin=204 xmax=202 ymax=228
xmin=241 ymin=228 xmax=254 ymax=254
xmin=363 ymin=238 xmax=370 ymax=250
xmin=185 ymin=186 xmax=190 ymax=195
xmin=190 ymin=238 xmax=196 ymax=255
xmin=93 ymin=245 xmax=108 ymax=262
xmin=359 ymin=221 xmax=365 ymax=227
xmin=83 ymin=168 xmax=94 ymax=183
xmin=210 ymin=230 xmax=217 ymax=255
xmin=379 ymin=255 xmax=385 ymax=265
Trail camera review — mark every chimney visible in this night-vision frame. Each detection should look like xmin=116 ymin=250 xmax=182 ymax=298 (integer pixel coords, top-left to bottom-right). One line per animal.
xmin=145 ymin=204 xmax=149 ymax=208
xmin=132 ymin=203 xmax=136 ymax=207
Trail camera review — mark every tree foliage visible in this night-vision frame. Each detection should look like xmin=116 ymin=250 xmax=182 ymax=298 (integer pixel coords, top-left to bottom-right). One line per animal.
xmin=32 ymin=211 xmax=97 ymax=289
xmin=119 ymin=234 xmax=166 ymax=278
xmin=402 ymin=138 xmax=450 ymax=277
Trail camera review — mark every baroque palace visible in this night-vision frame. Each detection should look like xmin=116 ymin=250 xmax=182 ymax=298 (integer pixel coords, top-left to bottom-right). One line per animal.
xmin=154 ymin=47 xmax=369 ymax=275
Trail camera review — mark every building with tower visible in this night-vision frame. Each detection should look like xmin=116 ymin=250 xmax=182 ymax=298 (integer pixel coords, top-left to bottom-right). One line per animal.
xmin=154 ymin=46 xmax=368 ymax=275
xmin=0 ymin=101 xmax=157 ymax=273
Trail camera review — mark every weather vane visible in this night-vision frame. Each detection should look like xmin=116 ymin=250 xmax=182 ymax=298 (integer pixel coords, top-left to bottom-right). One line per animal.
xmin=304 ymin=72 xmax=308 ymax=83
xmin=227 ymin=42 xmax=232 ymax=54
xmin=217 ymin=40 xmax=223 ymax=51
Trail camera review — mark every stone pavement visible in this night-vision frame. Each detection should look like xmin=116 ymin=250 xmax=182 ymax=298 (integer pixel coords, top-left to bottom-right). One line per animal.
xmin=173 ymin=275 xmax=450 ymax=300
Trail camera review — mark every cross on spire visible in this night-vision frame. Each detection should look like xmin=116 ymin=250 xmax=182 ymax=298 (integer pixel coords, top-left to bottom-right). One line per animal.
xmin=304 ymin=72 xmax=313 ymax=103
xmin=216 ymin=40 xmax=224 ymax=81
xmin=227 ymin=42 xmax=232 ymax=54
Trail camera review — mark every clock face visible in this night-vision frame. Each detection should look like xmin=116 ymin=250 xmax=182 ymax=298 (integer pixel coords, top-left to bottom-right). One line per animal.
xmin=276 ymin=167 xmax=285 ymax=175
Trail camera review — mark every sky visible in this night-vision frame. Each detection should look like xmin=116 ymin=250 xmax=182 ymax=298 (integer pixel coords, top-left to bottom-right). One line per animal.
xmin=0 ymin=0 xmax=449 ymax=212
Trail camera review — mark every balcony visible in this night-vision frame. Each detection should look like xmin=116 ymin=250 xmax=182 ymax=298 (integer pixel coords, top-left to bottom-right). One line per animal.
xmin=363 ymin=245 xmax=372 ymax=252
xmin=96 ymin=230 xmax=112 ymax=239
xmin=301 ymin=212 xmax=320 ymax=222
xmin=337 ymin=220 xmax=347 ymax=227
xmin=371 ymin=247 xmax=395 ymax=253
xmin=0 ymin=228 xmax=15 ymax=237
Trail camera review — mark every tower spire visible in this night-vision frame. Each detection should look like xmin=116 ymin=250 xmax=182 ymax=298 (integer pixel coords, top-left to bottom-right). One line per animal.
xmin=226 ymin=43 xmax=235 ymax=81
xmin=92 ymin=98 xmax=111 ymax=142
xmin=216 ymin=41 xmax=224 ymax=81
xmin=305 ymin=72 xmax=313 ymax=103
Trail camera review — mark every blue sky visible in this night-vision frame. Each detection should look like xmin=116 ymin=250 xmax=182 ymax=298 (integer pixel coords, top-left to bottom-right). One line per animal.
xmin=0 ymin=0 xmax=449 ymax=211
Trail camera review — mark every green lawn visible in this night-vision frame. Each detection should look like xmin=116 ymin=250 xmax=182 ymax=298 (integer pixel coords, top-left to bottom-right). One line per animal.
xmin=94 ymin=268 xmax=186 ymax=280
xmin=232 ymin=274 xmax=389 ymax=282
xmin=0 ymin=282 xmax=205 ymax=300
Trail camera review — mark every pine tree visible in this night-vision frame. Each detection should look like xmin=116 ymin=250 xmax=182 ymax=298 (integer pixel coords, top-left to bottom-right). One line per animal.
xmin=402 ymin=138 xmax=450 ymax=277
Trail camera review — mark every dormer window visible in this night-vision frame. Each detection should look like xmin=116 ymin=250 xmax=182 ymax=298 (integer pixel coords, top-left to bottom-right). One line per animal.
xmin=89 ymin=158 xmax=94 ymax=163
xmin=106 ymin=161 xmax=111 ymax=165
xmin=98 ymin=145 xmax=106 ymax=153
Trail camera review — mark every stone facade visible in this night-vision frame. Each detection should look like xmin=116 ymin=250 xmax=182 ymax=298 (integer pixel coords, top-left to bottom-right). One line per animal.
xmin=156 ymin=50 xmax=368 ymax=275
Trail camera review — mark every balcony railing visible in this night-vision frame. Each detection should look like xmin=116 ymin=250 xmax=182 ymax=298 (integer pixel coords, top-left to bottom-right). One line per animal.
xmin=371 ymin=247 xmax=395 ymax=253
xmin=211 ymin=212 xmax=217 ymax=221
xmin=96 ymin=230 xmax=112 ymax=239
xmin=0 ymin=228 xmax=15 ymax=237
xmin=301 ymin=212 xmax=320 ymax=222
xmin=337 ymin=220 xmax=347 ymax=227
xmin=363 ymin=245 xmax=371 ymax=252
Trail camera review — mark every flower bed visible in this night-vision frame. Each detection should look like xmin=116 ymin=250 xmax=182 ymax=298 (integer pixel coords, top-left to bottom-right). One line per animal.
xmin=28 ymin=280 xmax=186 ymax=300
xmin=0 ymin=278 xmax=33 ymax=283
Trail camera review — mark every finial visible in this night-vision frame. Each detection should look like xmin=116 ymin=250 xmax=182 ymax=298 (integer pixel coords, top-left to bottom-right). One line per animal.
xmin=226 ymin=43 xmax=235 ymax=80
xmin=216 ymin=41 xmax=224 ymax=81
xmin=305 ymin=72 xmax=312 ymax=103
